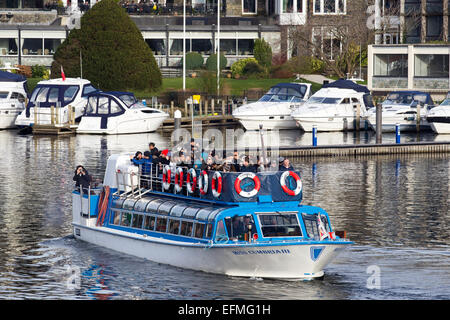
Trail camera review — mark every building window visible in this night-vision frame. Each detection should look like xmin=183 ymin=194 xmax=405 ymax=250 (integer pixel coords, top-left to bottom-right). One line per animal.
xmin=281 ymin=0 xmax=303 ymax=13
xmin=145 ymin=39 xmax=165 ymax=56
xmin=426 ymin=15 xmax=443 ymax=39
xmin=238 ymin=39 xmax=254 ymax=55
xmin=373 ymin=54 xmax=408 ymax=77
xmin=415 ymin=54 xmax=449 ymax=78
xmin=242 ymin=0 xmax=257 ymax=14
xmin=44 ymin=39 xmax=62 ymax=55
xmin=22 ymin=39 xmax=42 ymax=55
xmin=220 ymin=39 xmax=237 ymax=55
xmin=312 ymin=27 xmax=343 ymax=60
xmin=0 ymin=38 xmax=18 ymax=55
xmin=313 ymin=0 xmax=345 ymax=14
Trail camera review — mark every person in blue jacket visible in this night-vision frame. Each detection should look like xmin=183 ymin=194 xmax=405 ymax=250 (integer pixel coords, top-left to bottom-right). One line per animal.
xmin=130 ymin=151 xmax=152 ymax=188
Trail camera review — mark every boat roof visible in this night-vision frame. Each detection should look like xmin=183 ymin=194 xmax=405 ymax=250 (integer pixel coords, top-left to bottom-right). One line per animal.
xmin=36 ymin=78 xmax=92 ymax=86
xmin=322 ymin=79 xmax=370 ymax=94
xmin=0 ymin=70 xmax=26 ymax=83
xmin=386 ymin=90 xmax=434 ymax=105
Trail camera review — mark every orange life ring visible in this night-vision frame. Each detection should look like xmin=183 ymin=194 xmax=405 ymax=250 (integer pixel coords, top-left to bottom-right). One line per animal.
xmin=186 ymin=168 xmax=197 ymax=193
xmin=234 ymin=172 xmax=261 ymax=198
xmin=280 ymin=171 xmax=302 ymax=196
xmin=211 ymin=171 xmax=222 ymax=198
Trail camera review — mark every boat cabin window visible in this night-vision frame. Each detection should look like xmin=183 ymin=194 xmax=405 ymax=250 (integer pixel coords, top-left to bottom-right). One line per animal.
xmin=110 ymin=99 xmax=122 ymax=114
xmin=143 ymin=215 xmax=156 ymax=230
xmin=205 ymin=223 xmax=214 ymax=238
xmin=98 ymin=96 xmax=109 ymax=114
xmin=10 ymin=92 xmax=26 ymax=103
xmin=302 ymin=213 xmax=330 ymax=239
xmin=48 ymin=88 xmax=59 ymax=103
xmin=168 ymin=219 xmax=180 ymax=234
xmin=225 ymin=215 xmax=256 ymax=240
xmin=258 ymin=213 xmax=301 ymax=238
xmin=214 ymin=220 xmax=227 ymax=241
xmin=0 ymin=92 xmax=8 ymax=99
xmin=82 ymin=84 xmax=97 ymax=96
xmin=36 ymin=87 xmax=49 ymax=103
xmin=156 ymin=217 xmax=167 ymax=232
xmin=351 ymin=98 xmax=359 ymax=104
xmin=145 ymin=199 xmax=164 ymax=213
xmin=120 ymin=212 xmax=132 ymax=227
xmin=131 ymin=214 xmax=144 ymax=229
xmin=110 ymin=211 xmax=121 ymax=225
xmin=194 ymin=223 xmax=205 ymax=238
xmin=64 ymin=86 xmax=79 ymax=102
xmin=180 ymin=221 xmax=193 ymax=236
xmin=341 ymin=98 xmax=350 ymax=104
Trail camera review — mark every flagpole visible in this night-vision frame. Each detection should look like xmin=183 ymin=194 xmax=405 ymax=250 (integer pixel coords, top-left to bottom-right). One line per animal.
xmin=183 ymin=0 xmax=186 ymax=91
xmin=217 ymin=0 xmax=220 ymax=95
xmin=80 ymin=49 xmax=83 ymax=79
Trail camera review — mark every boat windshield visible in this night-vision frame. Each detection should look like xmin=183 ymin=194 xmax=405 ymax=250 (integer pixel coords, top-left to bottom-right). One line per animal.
xmin=117 ymin=94 xmax=137 ymax=107
xmin=0 ymin=91 xmax=8 ymax=99
xmin=306 ymin=97 xmax=342 ymax=105
xmin=384 ymin=92 xmax=428 ymax=105
xmin=440 ymin=98 xmax=450 ymax=106
xmin=258 ymin=85 xmax=307 ymax=103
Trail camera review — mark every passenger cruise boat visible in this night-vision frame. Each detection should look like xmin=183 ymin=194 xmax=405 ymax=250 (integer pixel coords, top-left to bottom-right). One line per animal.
xmin=367 ymin=91 xmax=434 ymax=132
xmin=426 ymin=92 xmax=450 ymax=134
xmin=232 ymin=82 xmax=312 ymax=130
xmin=76 ymin=91 xmax=169 ymax=134
xmin=72 ymin=154 xmax=352 ymax=280
xmin=15 ymin=78 xmax=97 ymax=130
xmin=0 ymin=70 xmax=28 ymax=129
xmin=291 ymin=79 xmax=373 ymax=132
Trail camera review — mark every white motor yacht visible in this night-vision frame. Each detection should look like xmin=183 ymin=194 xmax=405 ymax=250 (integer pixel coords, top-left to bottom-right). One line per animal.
xmin=76 ymin=91 xmax=169 ymax=134
xmin=367 ymin=91 xmax=434 ymax=132
xmin=0 ymin=71 xmax=28 ymax=129
xmin=15 ymin=78 xmax=97 ymax=130
xmin=291 ymin=79 xmax=373 ymax=132
xmin=232 ymin=82 xmax=312 ymax=130
xmin=427 ymin=92 xmax=450 ymax=134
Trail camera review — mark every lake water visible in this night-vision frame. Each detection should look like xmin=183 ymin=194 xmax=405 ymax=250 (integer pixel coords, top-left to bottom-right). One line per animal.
xmin=0 ymin=129 xmax=448 ymax=300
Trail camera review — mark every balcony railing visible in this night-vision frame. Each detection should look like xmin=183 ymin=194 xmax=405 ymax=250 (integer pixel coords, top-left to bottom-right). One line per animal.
xmin=121 ymin=3 xmax=226 ymax=16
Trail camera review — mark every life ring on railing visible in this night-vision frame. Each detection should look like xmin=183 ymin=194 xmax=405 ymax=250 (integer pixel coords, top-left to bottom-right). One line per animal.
xmin=211 ymin=171 xmax=222 ymax=198
xmin=234 ymin=172 xmax=261 ymax=198
xmin=280 ymin=171 xmax=302 ymax=196
xmin=162 ymin=165 xmax=171 ymax=190
xmin=198 ymin=170 xmax=208 ymax=195
xmin=186 ymin=168 xmax=197 ymax=193
xmin=174 ymin=167 xmax=184 ymax=193
xmin=96 ymin=186 xmax=110 ymax=226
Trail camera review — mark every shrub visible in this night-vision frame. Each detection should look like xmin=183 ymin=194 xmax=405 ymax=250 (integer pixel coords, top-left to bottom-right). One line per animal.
xmin=231 ymin=57 xmax=258 ymax=77
xmin=242 ymin=61 xmax=265 ymax=78
xmin=51 ymin=0 xmax=162 ymax=91
xmin=181 ymin=52 xmax=204 ymax=70
xmin=254 ymin=38 xmax=272 ymax=69
xmin=31 ymin=65 xmax=47 ymax=78
xmin=205 ymin=53 xmax=227 ymax=72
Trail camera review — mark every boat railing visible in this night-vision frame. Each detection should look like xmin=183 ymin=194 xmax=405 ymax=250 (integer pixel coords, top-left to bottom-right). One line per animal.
xmin=29 ymin=101 xmax=76 ymax=126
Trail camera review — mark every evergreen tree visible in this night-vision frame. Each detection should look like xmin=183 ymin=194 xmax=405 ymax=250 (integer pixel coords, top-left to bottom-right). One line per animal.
xmin=51 ymin=0 xmax=162 ymax=92
xmin=254 ymin=38 xmax=272 ymax=69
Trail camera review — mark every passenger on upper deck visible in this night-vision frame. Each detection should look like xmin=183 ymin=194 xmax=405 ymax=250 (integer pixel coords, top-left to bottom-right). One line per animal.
xmin=279 ymin=157 xmax=294 ymax=171
xmin=240 ymin=156 xmax=257 ymax=173
xmin=230 ymin=151 xmax=241 ymax=172
xmin=73 ymin=165 xmax=92 ymax=193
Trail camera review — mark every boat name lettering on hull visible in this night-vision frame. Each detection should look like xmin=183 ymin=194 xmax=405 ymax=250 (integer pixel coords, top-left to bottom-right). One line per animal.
xmin=232 ymin=249 xmax=291 ymax=255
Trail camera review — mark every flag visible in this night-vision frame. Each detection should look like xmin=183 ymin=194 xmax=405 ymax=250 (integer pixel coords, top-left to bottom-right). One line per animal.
xmin=61 ymin=65 xmax=66 ymax=81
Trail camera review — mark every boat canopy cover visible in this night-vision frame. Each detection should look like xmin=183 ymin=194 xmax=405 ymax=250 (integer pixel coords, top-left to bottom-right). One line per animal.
xmin=386 ymin=91 xmax=434 ymax=106
xmin=271 ymin=83 xmax=307 ymax=96
xmin=322 ymin=79 xmax=370 ymax=94
xmin=0 ymin=70 xmax=26 ymax=82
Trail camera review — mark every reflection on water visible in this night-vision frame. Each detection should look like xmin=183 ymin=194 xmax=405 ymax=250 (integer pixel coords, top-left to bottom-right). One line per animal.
xmin=0 ymin=129 xmax=448 ymax=300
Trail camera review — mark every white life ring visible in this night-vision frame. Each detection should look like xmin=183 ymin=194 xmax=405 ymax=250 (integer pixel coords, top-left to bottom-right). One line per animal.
xmin=280 ymin=171 xmax=302 ymax=196
xmin=162 ymin=165 xmax=171 ymax=190
xmin=198 ymin=170 xmax=208 ymax=195
xmin=174 ymin=167 xmax=184 ymax=193
xmin=186 ymin=168 xmax=197 ymax=194
xmin=211 ymin=171 xmax=222 ymax=198
xmin=234 ymin=172 xmax=261 ymax=198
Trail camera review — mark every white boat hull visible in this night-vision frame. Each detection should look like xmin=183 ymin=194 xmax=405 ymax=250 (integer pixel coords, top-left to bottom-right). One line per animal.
xmin=73 ymin=222 xmax=347 ymax=280
xmin=236 ymin=115 xmax=298 ymax=130
xmin=295 ymin=116 xmax=366 ymax=132
xmin=0 ymin=108 xmax=22 ymax=129
xmin=429 ymin=119 xmax=450 ymax=134
xmin=76 ymin=114 xmax=168 ymax=134
xmin=367 ymin=115 xmax=431 ymax=132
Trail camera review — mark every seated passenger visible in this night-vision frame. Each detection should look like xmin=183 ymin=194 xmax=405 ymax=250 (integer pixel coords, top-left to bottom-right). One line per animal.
xmin=243 ymin=215 xmax=257 ymax=238
xmin=73 ymin=165 xmax=92 ymax=193
xmin=240 ymin=156 xmax=256 ymax=173
xmin=230 ymin=216 xmax=245 ymax=240
xmin=279 ymin=157 xmax=294 ymax=171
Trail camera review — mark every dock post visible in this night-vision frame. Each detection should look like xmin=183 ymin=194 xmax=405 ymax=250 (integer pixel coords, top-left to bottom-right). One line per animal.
xmin=50 ymin=105 xmax=55 ymax=125
xmin=416 ymin=104 xmax=421 ymax=132
xmin=376 ymin=103 xmax=382 ymax=144
xmin=34 ymin=102 xmax=39 ymax=125
xmin=211 ymin=99 xmax=215 ymax=115
xmin=356 ymin=103 xmax=361 ymax=131
xmin=170 ymin=101 xmax=174 ymax=117
xmin=343 ymin=118 xmax=348 ymax=132
xmin=395 ymin=123 xmax=401 ymax=144
xmin=312 ymin=125 xmax=318 ymax=146
xmin=205 ymin=99 xmax=208 ymax=116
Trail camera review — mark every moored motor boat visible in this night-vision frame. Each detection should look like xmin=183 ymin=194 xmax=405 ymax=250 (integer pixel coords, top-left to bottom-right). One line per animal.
xmin=72 ymin=154 xmax=352 ymax=280
xmin=232 ymin=82 xmax=312 ymax=130
xmin=427 ymin=92 xmax=450 ymax=134
xmin=0 ymin=70 xmax=28 ymax=129
xmin=291 ymin=79 xmax=373 ymax=132
xmin=367 ymin=91 xmax=434 ymax=132
xmin=76 ymin=91 xmax=169 ymax=134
